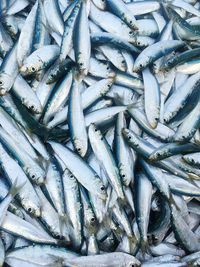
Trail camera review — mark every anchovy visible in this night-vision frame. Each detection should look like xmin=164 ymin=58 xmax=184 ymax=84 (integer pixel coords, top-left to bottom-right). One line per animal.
xmin=0 ymin=1 xmax=199 ymax=266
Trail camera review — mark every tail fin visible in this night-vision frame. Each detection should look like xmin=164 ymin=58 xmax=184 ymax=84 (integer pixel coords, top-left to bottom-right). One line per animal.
xmin=140 ymin=238 xmax=151 ymax=256
xmin=128 ymin=235 xmax=140 ymax=256
xmin=0 ymin=178 xmax=26 ymax=225
xmin=169 ymin=192 xmax=180 ymax=211
xmin=169 ymin=192 xmax=188 ymax=215
xmin=9 ymin=177 xmax=26 ymax=198
xmin=188 ymin=172 xmax=200 ymax=184
xmin=46 ymin=254 xmax=64 ymax=267
xmin=59 ymin=213 xmax=67 ymax=237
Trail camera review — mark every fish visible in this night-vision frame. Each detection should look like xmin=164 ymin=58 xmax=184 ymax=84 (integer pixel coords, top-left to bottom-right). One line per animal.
xmin=0 ymin=1 xmax=199 ymax=266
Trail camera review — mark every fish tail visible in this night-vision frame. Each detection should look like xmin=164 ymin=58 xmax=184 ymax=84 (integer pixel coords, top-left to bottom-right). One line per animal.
xmin=9 ymin=177 xmax=26 ymax=198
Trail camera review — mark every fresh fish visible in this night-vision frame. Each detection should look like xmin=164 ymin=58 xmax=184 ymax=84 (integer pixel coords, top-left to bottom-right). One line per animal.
xmin=17 ymin=0 xmax=38 ymax=66
xmin=65 ymin=252 xmax=141 ymax=267
xmin=0 ymin=126 xmax=45 ymax=184
xmin=12 ymin=75 xmax=42 ymax=114
xmin=62 ymin=168 xmax=83 ymax=250
xmin=68 ymin=74 xmax=88 ymax=157
xmin=5 ymin=244 xmax=78 ymax=267
xmin=134 ymin=40 xmax=184 ymax=72
xmin=88 ymin=124 xmax=124 ymax=200
xmin=60 ymin=0 xmax=81 ymax=61
xmin=1 ymin=211 xmax=57 ymax=244
xmin=20 ymin=45 xmax=60 ymax=75
xmin=106 ymin=0 xmax=138 ymax=30
xmin=42 ymin=68 xmax=72 ymax=124
xmin=43 ymin=0 xmax=64 ymax=35
xmin=73 ymin=0 xmax=91 ymax=76
xmin=142 ymin=67 xmax=160 ymax=128
xmin=49 ymin=141 xmax=107 ymax=200
xmin=134 ymin=170 xmax=152 ymax=252
xmin=0 ymin=178 xmax=25 ymax=225
xmin=0 ymin=41 xmax=18 ymax=95
xmin=114 ymin=112 xmax=133 ymax=186
xmin=0 ymin=1 xmax=198 ymax=266
xmin=0 ymin=143 xmax=41 ymax=216
xmin=127 ymin=1 xmax=160 ymax=16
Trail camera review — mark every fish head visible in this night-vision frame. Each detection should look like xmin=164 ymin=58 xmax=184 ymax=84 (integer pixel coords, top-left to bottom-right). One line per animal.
xmin=94 ymin=174 xmax=107 ymax=201
xmin=27 ymin=166 xmax=45 ymax=185
xmin=73 ymin=138 xmax=87 ymax=157
xmin=46 ymin=71 xmax=56 ymax=84
xmin=25 ymin=202 xmax=41 ymax=217
xmin=124 ymin=254 xmax=141 ymax=267
xmin=134 ymin=55 xmax=151 ymax=72
xmin=88 ymin=123 xmax=103 ymax=142
xmin=0 ymin=72 xmax=13 ymax=95
xmin=21 ymin=96 xmax=42 ymax=114
xmin=20 ymin=60 xmax=41 ymax=75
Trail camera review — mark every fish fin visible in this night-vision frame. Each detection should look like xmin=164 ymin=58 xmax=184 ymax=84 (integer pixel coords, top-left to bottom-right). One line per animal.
xmin=184 ymin=173 xmax=200 ymax=189
xmin=86 ymin=224 xmax=96 ymax=236
xmin=126 ymin=103 xmax=138 ymax=111
xmin=59 ymin=213 xmax=67 ymax=237
xmin=60 ymin=213 xmax=74 ymax=231
xmin=169 ymin=192 xmax=181 ymax=211
xmin=188 ymin=172 xmax=200 ymax=180
xmin=46 ymin=253 xmax=65 ymax=267
xmin=117 ymin=196 xmax=127 ymax=207
xmin=9 ymin=177 xmax=26 ymax=198
xmin=140 ymin=238 xmax=151 ymax=256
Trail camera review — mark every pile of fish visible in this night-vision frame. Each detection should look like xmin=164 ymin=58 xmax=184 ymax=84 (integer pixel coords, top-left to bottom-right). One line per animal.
xmin=1 ymin=0 xmax=200 ymax=266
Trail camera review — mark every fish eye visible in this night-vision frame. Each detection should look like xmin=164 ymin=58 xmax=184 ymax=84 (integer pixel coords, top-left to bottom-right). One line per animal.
xmin=90 ymin=217 xmax=95 ymax=222
xmin=94 ymin=128 xmax=98 ymax=132
xmin=79 ymin=63 xmax=83 ymax=67
xmin=139 ymin=64 xmax=143 ymax=68
xmin=137 ymin=42 xmax=141 ymax=45
xmin=32 ymin=174 xmax=35 ymax=179
xmin=31 ymin=66 xmax=36 ymax=72
xmin=31 ymin=105 xmax=35 ymax=110
xmin=130 ymin=20 xmax=132 ymax=24
xmin=56 ymin=234 xmax=61 ymax=239
xmin=128 ymin=135 xmax=131 ymax=139
xmin=70 ymin=174 xmax=73 ymax=178
xmin=0 ymin=80 xmax=3 ymax=86
xmin=28 ymin=207 xmax=32 ymax=213
xmin=100 ymin=137 xmax=103 ymax=140
xmin=106 ymin=66 xmax=110 ymax=70
xmin=100 ymin=186 xmax=105 ymax=191
xmin=122 ymin=174 xmax=125 ymax=178
xmin=77 ymin=148 xmax=81 ymax=152
xmin=129 ymin=31 xmax=133 ymax=35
